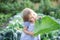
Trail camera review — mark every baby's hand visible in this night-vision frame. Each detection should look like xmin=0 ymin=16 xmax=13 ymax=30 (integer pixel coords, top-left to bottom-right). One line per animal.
xmin=29 ymin=32 xmax=34 ymax=36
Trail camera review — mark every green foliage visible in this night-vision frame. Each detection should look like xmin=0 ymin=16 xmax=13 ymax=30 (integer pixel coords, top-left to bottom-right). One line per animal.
xmin=50 ymin=9 xmax=60 ymax=19
xmin=0 ymin=0 xmax=60 ymax=40
xmin=30 ymin=0 xmax=40 ymax=3
xmin=0 ymin=13 xmax=12 ymax=27
xmin=0 ymin=14 xmax=23 ymax=40
xmin=40 ymin=30 xmax=60 ymax=40
xmin=54 ymin=10 xmax=60 ymax=19
xmin=36 ymin=0 xmax=51 ymax=14
xmin=0 ymin=29 xmax=18 ymax=40
xmin=0 ymin=2 xmax=20 ymax=14
xmin=0 ymin=0 xmax=16 ymax=3
xmin=5 ymin=14 xmax=23 ymax=32
xmin=0 ymin=0 xmax=35 ymax=27
xmin=19 ymin=0 xmax=34 ymax=11
xmin=0 ymin=0 xmax=21 ymax=27
xmin=38 ymin=0 xmax=60 ymax=19
xmin=34 ymin=16 xmax=60 ymax=36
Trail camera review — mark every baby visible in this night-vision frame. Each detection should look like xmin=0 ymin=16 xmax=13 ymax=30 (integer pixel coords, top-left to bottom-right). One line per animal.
xmin=20 ymin=8 xmax=41 ymax=40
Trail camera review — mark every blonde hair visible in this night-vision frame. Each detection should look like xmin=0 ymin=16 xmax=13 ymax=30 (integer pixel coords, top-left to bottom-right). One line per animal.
xmin=22 ymin=8 xmax=37 ymax=21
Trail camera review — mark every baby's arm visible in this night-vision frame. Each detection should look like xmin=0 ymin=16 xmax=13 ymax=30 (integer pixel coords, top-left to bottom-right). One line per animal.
xmin=23 ymin=26 xmax=34 ymax=36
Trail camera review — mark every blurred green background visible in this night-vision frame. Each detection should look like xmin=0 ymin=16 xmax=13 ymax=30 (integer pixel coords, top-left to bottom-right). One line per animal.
xmin=0 ymin=0 xmax=60 ymax=40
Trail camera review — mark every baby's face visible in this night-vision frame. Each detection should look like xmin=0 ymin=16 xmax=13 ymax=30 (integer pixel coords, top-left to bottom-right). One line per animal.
xmin=29 ymin=14 xmax=36 ymax=23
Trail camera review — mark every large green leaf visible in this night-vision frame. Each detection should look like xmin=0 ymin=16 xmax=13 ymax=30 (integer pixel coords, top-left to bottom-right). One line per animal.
xmin=34 ymin=16 xmax=60 ymax=36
